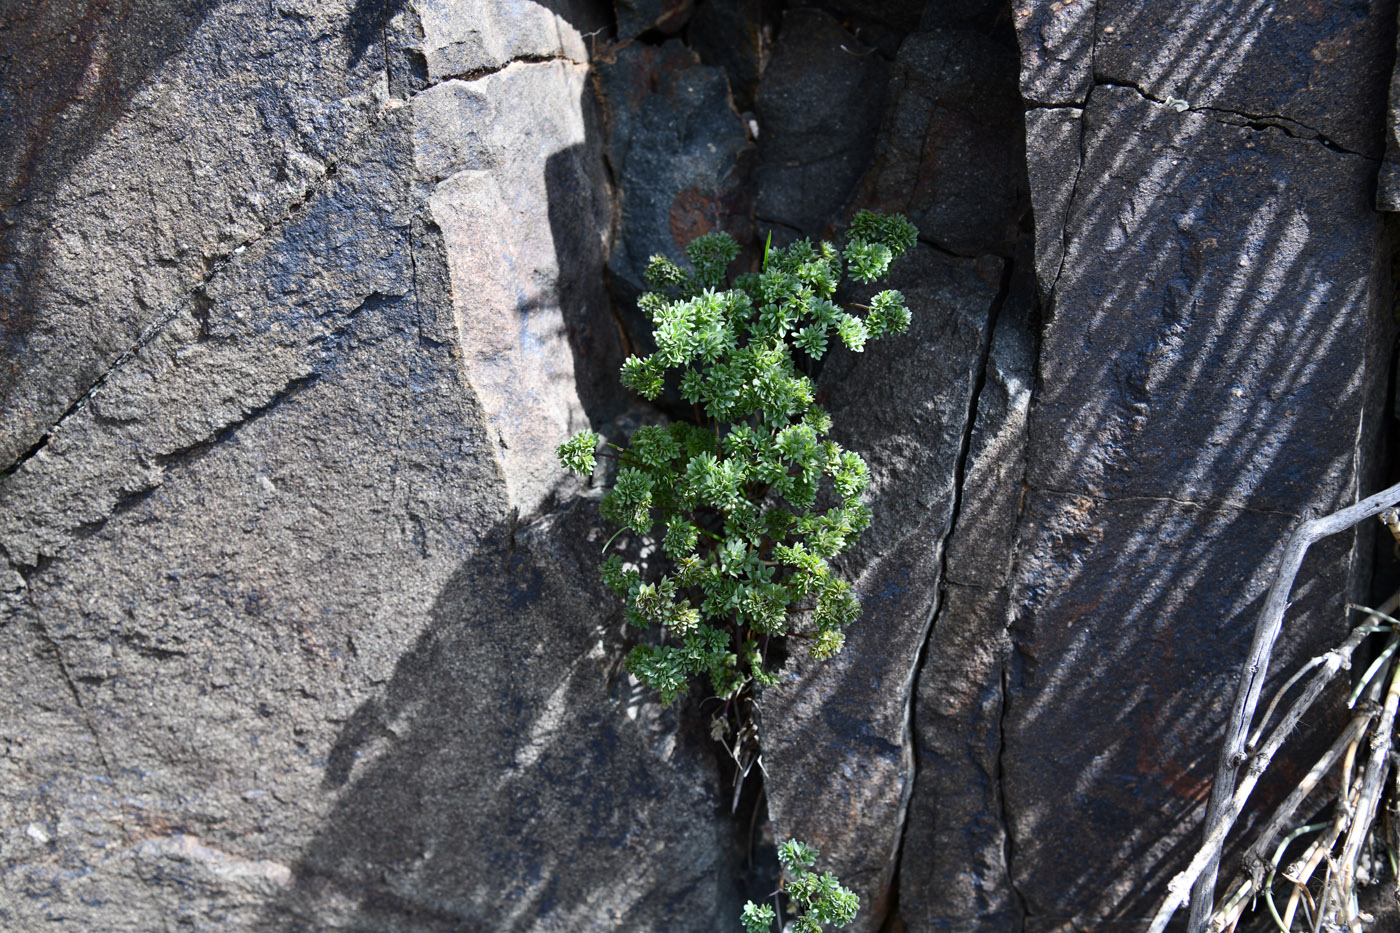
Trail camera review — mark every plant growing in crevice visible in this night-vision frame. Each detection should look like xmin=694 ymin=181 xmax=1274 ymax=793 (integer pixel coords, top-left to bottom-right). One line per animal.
xmin=741 ymin=838 xmax=859 ymax=932
xmin=558 ymin=210 xmax=916 ymax=927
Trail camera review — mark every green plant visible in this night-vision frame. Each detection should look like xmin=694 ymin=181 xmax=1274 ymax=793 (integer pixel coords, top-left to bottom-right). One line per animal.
xmin=740 ymin=839 xmax=859 ymax=932
xmin=558 ymin=212 xmax=914 ymax=929
xmin=557 ymin=211 xmax=916 ymax=721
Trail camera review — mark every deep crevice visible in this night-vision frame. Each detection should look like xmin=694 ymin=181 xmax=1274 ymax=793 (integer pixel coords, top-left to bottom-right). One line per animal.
xmin=883 ymin=254 xmax=1018 ymax=929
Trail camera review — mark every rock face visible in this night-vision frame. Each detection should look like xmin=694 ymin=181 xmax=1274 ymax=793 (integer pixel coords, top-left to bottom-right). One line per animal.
xmin=1 ymin=0 xmax=1396 ymax=931
xmin=0 ymin=1 xmax=741 ymax=930
xmin=1005 ymin=1 xmax=1396 ymax=929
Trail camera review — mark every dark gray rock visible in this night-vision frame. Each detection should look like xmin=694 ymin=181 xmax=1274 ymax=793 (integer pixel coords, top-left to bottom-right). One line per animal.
xmin=270 ymin=503 xmax=741 ymax=931
xmin=897 ymin=584 xmax=1019 ymax=933
xmin=848 ymin=29 xmax=1026 ymax=256
xmin=595 ymin=39 xmax=754 ymax=312
xmin=1094 ymin=0 xmax=1392 ymax=159
xmin=1380 ymin=4 xmax=1400 ymax=210
xmin=1012 ymin=0 xmax=1095 ymax=105
xmin=0 ymin=1 xmax=738 ymax=930
xmin=895 ymin=283 xmax=1036 ymax=932
xmin=759 ymin=246 xmax=1003 ymax=933
xmin=1004 ymin=494 xmax=1358 ymax=930
xmin=686 ymin=0 xmax=771 ymax=111
xmin=0 ymin=0 xmax=387 ymax=471
xmin=1029 ymin=87 xmax=1390 ymax=513
xmin=1005 ymin=5 xmax=1396 ymax=925
xmin=596 ymin=40 xmax=756 ymax=305
xmin=753 ymin=8 xmax=890 ymax=241
xmin=1023 ymin=106 xmax=1083 ymax=298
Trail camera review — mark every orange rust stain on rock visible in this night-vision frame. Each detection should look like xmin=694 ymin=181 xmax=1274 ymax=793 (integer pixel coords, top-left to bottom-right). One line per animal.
xmin=669 ymin=186 xmax=724 ymax=247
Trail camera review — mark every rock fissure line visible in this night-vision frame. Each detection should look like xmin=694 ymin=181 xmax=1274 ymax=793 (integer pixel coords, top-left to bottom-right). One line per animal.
xmin=1092 ymin=77 xmax=1370 ymax=158
xmin=63 ymin=367 xmax=330 ymax=573
xmin=886 ymin=255 xmax=1018 ymax=927
xmin=413 ymin=52 xmax=585 ymax=94
xmin=33 ymin=620 xmax=123 ymax=814
xmin=0 ymin=149 xmax=344 ymax=482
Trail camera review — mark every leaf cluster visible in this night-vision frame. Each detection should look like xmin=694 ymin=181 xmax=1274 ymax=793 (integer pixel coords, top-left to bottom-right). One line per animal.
xmin=558 ymin=213 xmax=916 ymax=707
xmin=740 ymin=839 xmax=860 ymax=932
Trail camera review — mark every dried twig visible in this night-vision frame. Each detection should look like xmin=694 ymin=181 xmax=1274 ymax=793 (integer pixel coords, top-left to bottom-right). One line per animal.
xmin=1148 ymin=480 xmax=1400 ymax=933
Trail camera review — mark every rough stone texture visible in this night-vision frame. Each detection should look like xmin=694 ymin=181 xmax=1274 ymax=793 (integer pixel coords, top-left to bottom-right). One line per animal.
xmin=752 ymin=8 xmax=890 ymax=241
xmin=416 ymin=62 xmax=615 ymax=518
xmin=1006 ymin=3 xmax=1396 ymax=927
xmin=7 ymin=0 xmax=1399 ymax=929
xmin=1092 ymin=0 xmax=1390 ymax=159
xmin=0 ymin=1 xmax=743 ymax=930
xmin=895 ymin=275 xmax=1035 ymax=933
xmin=0 ymin=0 xmax=386 ymax=470
xmin=750 ymin=21 xmax=1035 ymax=931
xmin=1023 ymin=106 xmax=1082 ymax=296
xmin=1012 ymin=0 xmax=1095 ymax=105
xmin=594 ymin=39 xmax=754 ymax=317
xmin=759 ymin=246 xmax=1005 ymax=932
xmin=1382 ymin=3 xmax=1400 ymax=209
xmin=849 ymin=28 xmax=1026 ymax=256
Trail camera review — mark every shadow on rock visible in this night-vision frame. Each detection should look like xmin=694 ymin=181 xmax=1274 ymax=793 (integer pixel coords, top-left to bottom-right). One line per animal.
xmin=261 ymin=502 xmax=741 ymax=931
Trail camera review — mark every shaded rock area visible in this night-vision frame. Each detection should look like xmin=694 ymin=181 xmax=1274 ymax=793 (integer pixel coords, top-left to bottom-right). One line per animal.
xmin=2 ymin=0 xmax=1398 ymax=931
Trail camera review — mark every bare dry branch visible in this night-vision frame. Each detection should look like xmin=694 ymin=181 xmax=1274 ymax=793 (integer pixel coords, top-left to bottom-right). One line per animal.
xmin=1147 ymin=480 xmax=1400 ymax=933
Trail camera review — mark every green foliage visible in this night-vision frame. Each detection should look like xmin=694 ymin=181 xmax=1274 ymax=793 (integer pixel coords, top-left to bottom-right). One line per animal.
xmin=741 ymin=838 xmax=860 ymax=932
xmin=556 ymin=212 xmax=916 ymax=717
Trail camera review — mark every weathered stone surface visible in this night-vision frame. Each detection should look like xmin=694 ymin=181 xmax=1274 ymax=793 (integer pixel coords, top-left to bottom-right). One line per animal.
xmin=0 ymin=1 xmax=740 ymax=930
xmin=1006 ymin=4 xmax=1396 ymax=926
xmin=595 ymin=39 xmax=754 ymax=314
xmin=268 ymin=502 xmax=740 ymax=931
xmin=849 ymin=28 xmax=1026 ymax=256
xmin=0 ymin=0 xmax=388 ymax=471
xmin=1004 ymin=495 xmax=1358 ymax=930
xmin=944 ymin=272 xmax=1036 ymax=591
xmin=759 ymin=246 xmax=1003 ymax=932
xmin=753 ymin=8 xmax=890 ymax=241
xmin=1023 ymin=106 xmax=1082 ymax=297
xmin=1094 ymin=0 xmax=1392 ymax=159
xmin=1012 ymin=0 xmax=1095 ymax=105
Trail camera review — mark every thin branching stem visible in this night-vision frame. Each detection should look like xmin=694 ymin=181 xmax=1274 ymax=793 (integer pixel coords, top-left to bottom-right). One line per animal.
xmin=1150 ymin=481 xmax=1400 ymax=933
